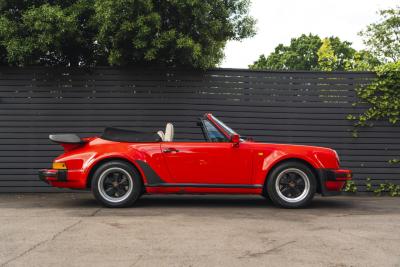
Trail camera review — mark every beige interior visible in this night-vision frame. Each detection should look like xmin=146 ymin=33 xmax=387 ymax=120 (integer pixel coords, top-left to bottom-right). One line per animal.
xmin=164 ymin=123 xmax=174 ymax=141
xmin=157 ymin=123 xmax=174 ymax=141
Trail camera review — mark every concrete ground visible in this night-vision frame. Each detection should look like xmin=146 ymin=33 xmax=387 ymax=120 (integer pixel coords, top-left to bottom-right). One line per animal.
xmin=0 ymin=193 xmax=399 ymax=267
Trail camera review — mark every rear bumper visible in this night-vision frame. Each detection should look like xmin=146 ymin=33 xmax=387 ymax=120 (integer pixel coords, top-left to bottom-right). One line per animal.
xmin=38 ymin=169 xmax=86 ymax=188
xmin=39 ymin=169 xmax=68 ymax=183
xmin=317 ymin=168 xmax=352 ymax=196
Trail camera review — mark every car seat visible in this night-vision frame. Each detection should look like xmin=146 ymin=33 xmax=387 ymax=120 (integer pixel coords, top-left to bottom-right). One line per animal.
xmin=164 ymin=123 xmax=174 ymax=141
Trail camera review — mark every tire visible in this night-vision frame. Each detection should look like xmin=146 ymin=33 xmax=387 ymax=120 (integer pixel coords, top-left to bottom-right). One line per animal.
xmin=266 ymin=161 xmax=316 ymax=208
xmin=91 ymin=161 xmax=143 ymax=208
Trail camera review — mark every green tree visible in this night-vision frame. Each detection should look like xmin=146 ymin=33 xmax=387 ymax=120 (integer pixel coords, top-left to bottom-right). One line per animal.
xmin=328 ymin=37 xmax=356 ymax=70
xmin=317 ymin=38 xmax=337 ymax=71
xmin=360 ymin=7 xmax=400 ymax=63
xmin=0 ymin=1 xmax=99 ymax=66
xmin=249 ymin=34 xmax=322 ymax=70
xmin=0 ymin=0 xmax=255 ymax=68
xmin=249 ymin=34 xmax=356 ymax=71
xmin=344 ymin=50 xmax=381 ymax=71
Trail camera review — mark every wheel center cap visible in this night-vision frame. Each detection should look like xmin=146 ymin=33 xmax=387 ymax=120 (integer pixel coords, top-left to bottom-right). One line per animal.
xmin=289 ymin=181 xmax=296 ymax=188
xmin=112 ymin=181 xmax=119 ymax=187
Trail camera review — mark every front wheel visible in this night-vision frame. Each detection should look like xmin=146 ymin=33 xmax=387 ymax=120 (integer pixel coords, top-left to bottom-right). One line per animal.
xmin=91 ymin=161 xmax=143 ymax=208
xmin=266 ymin=162 xmax=316 ymax=208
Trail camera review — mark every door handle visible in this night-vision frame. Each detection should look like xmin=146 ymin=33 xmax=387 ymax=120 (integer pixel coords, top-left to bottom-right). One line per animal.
xmin=163 ymin=147 xmax=179 ymax=153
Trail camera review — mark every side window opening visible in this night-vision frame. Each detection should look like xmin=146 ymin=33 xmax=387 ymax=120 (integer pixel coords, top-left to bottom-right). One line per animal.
xmin=197 ymin=120 xmax=208 ymax=141
xmin=203 ymin=120 xmax=227 ymax=142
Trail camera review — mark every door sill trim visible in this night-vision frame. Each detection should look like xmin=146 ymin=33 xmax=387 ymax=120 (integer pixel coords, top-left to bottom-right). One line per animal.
xmin=145 ymin=183 xmax=263 ymax=189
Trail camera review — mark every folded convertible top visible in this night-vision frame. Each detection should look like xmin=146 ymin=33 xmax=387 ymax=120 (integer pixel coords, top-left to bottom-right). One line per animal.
xmin=101 ymin=127 xmax=161 ymax=142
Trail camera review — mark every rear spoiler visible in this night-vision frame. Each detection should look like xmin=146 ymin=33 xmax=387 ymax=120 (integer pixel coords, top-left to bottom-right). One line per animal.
xmin=49 ymin=134 xmax=85 ymax=144
xmin=49 ymin=134 xmax=87 ymax=152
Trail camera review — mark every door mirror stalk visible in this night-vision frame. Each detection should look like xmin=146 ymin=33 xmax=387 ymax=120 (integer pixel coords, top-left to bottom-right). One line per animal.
xmin=231 ymin=134 xmax=240 ymax=148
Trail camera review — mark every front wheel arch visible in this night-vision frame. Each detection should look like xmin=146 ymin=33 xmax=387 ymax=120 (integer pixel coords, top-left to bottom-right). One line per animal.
xmin=265 ymin=160 xmax=317 ymax=208
xmin=262 ymin=158 xmax=321 ymax=196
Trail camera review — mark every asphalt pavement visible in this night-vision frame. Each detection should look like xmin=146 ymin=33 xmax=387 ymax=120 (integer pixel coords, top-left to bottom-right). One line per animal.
xmin=0 ymin=193 xmax=399 ymax=267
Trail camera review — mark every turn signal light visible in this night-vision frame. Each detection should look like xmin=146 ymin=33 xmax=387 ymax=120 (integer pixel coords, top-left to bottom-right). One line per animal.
xmin=52 ymin=162 xmax=67 ymax=170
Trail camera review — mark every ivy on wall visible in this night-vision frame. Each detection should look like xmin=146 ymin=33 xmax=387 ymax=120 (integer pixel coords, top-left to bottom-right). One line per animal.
xmin=347 ymin=61 xmax=400 ymax=126
xmin=344 ymin=61 xmax=400 ymax=195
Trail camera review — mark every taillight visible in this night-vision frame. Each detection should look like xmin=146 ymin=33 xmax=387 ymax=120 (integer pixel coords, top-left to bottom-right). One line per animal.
xmin=53 ymin=162 xmax=67 ymax=170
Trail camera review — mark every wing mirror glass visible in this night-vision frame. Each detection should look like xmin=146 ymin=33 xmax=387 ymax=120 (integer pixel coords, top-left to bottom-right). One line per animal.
xmin=231 ymin=134 xmax=240 ymax=147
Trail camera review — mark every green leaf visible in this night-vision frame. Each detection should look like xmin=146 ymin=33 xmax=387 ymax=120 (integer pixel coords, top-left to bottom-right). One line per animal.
xmin=0 ymin=0 xmax=256 ymax=68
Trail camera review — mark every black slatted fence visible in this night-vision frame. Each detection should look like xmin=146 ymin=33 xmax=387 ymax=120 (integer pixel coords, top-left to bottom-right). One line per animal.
xmin=0 ymin=67 xmax=398 ymax=192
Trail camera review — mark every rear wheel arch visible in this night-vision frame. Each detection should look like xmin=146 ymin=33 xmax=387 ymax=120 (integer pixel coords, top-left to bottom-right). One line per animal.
xmin=86 ymin=157 xmax=144 ymax=191
xmin=262 ymin=158 xmax=321 ymax=195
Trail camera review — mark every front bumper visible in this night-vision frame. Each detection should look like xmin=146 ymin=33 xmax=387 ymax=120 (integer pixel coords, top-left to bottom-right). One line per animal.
xmin=38 ymin=169 xmax=68 ymax=184
xmin=317 ymin=168 xmax=352 ymax=196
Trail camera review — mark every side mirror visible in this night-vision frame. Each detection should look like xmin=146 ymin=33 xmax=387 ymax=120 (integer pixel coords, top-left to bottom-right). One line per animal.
xmin=231 ymin=134 xmax=240 ymax=147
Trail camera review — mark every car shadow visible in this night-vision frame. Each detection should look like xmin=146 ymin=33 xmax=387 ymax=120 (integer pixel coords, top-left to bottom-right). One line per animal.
xmin=136 ymin=195 xmax=273 ymax=208
xmin=22 ymin=193 xmax=400 ymax=218
xmin=18 ymin=192 xmax=393 ymax=213
xmin=145 ymin=196 xmax=358 ymax=211
xmin=60 ymin=194 xmax=357 ymax=210
xmin=7 ymin=193 xmax=400 ymax=217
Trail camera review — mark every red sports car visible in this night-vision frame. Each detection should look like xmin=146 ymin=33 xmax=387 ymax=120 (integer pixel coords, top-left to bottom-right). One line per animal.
xmin=39 ymin=113 xmax=352 ymax=208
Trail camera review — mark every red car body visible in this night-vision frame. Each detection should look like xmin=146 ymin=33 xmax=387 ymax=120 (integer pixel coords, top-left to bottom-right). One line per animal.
xmin=39 ymin=113 xmax=351 ymax=206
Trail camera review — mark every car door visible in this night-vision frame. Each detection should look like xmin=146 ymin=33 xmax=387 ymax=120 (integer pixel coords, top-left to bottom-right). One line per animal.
xmin=160 ymin=141 xmax=252 ymax=185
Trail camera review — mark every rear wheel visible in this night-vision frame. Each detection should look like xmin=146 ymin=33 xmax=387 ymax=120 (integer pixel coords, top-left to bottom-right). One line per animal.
xmin=91 ymin=161 xmax=142 ymax=208
xmin=266 ymin=162 xmax=316 ymax=208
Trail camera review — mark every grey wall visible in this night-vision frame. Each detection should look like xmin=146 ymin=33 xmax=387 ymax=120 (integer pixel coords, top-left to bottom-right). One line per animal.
xmin=0 ymin=67 xmax=398 ymax=192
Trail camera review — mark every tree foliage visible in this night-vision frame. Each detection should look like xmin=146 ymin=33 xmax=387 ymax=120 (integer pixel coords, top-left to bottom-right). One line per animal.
xmin=249 ymin=34 xmax=360 ymax=71
xmin=249 ymin=34 xmax=322 ymax=70
xmin=328 ymin=37 xmax=357 ymax=70
xmin=344 ymin=50 xmax=381 ymax=71
xmin=0 ymin=0 xmax=256 ymax=68
xmin=317 ymin=38 xmax=337 ymax=71
xmin=346 ymin=8 xmax=400 ymax=130
xmin=360 ymin=7 xmax=400 ymax=63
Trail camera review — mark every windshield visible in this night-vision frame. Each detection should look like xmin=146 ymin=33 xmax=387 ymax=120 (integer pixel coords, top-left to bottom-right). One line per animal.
xmin=210 ymin=115 xmax=238 ymax=136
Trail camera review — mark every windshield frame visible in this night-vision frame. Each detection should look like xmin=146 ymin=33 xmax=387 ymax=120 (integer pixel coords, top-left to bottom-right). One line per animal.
xmin=206 ymin=114 xmax=238 ymax=139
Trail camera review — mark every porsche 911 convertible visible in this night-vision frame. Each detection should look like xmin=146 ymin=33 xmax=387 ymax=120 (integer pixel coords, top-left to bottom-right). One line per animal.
xmin=39 ymin=113 xmax=352 ymax=208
